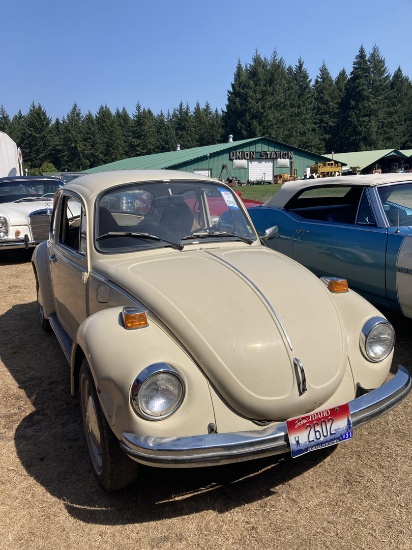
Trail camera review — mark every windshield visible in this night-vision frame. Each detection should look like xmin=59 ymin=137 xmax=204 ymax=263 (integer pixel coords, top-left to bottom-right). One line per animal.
xmin=0 ymin=179 xmax=62 ymax=204
xmin=377 ymin=183 xmax=412 ymax=227
xmin=96 ymin=180 xmax=257 ymax=252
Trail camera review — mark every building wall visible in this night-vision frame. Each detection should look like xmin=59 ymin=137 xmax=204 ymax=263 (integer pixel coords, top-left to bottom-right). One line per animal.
xmin=173 ymin=138 xmax=328 ymax=183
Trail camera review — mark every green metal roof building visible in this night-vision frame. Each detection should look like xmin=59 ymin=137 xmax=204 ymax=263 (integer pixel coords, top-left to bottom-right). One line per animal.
xmin=333 ymin=149 xmax=412 ymax=174
xmin=84 ymin=137 xmax=332 ymax=183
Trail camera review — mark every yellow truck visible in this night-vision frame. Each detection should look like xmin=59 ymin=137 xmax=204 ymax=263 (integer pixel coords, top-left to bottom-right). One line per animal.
xmin=310 ymin=161 xmax=342 ymax=178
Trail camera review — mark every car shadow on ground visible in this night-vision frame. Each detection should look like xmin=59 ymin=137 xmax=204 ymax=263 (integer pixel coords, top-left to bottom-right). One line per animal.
xmin=1 ymin=297 xmax=338 ymax=525
xmin=0 ymin=248 xmax=34 ymax=264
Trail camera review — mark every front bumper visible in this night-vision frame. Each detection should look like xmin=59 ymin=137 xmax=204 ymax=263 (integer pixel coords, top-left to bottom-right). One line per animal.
xmin=0 ymin=240 xmax=34 ymax=250
xmin=120 ymin=366 xmax=411 ymax=468
xmin=0 ymin=234 xmax=34 ymax=250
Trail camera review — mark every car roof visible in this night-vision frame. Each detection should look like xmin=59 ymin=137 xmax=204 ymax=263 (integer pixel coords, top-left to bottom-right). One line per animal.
xmin=265 ymin=173 xmax=412 ymax=207
xmin=62 ymin=169 xmax=226 ymax=203
xmin=0 ymin=176 xmax=61 ymax=184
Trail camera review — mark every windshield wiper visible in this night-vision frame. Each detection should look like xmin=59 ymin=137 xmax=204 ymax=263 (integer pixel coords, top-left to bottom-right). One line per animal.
xmin=182 ymin=229 xmax=254 ymax=245
xmin=96 ymin=231 xmax=184 ymax=250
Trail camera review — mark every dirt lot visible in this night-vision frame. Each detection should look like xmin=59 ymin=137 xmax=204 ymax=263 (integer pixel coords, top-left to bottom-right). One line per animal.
xmin=1 ymin=250 xmax=412 ymax=550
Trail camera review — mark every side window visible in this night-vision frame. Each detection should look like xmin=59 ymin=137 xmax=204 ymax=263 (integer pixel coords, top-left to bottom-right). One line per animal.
xmin=356 ymin=191 xmax=376 ymax=226
xmin=60 ymin=196 xmax=86 ymax=254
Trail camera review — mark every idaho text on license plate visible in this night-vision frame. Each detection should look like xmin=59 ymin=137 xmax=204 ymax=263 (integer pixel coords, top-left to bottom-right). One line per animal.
xmin=286 ymin=403 xmax=352 ymax=458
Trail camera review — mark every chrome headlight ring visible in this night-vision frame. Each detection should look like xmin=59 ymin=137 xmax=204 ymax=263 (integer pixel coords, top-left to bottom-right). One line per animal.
xmin=130 ymin=363 xmax=185 ymax=421
xmin=360 ymin=316 xmax=395 ymax=363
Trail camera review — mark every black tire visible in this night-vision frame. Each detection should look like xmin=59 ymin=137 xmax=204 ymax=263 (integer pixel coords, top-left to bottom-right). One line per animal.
xmin=38 ymin=302 xmax=52 ymax=332
xmin=79 ymin=360 xmax=139 ymax=491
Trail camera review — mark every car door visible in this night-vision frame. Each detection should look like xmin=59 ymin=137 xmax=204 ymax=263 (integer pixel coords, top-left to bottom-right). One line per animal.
xmin=291 ymin=189 xmax=389 ymax=306
xmin=49 ymin=193 xmax=88 ymax=340
xmin=249 ymin=207 xmax=300 ymax=258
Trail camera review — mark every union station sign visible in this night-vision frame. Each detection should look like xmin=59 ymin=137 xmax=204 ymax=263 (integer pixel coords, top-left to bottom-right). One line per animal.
xmin=229 ymin=150 xmax=293 ymax=160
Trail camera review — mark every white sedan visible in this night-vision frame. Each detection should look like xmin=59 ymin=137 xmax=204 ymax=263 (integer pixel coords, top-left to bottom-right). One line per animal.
xmin=0 ymin=176 xmax=62 ymax=251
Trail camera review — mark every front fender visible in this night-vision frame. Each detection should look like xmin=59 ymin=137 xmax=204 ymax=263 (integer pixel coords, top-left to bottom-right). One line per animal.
xmin=74 ymin=307 xmax=216 ymax=441
xmin=32 ymin=241 xmax=55 ymax=318
xmin=329 ymin=287 xmax=394 ymax=389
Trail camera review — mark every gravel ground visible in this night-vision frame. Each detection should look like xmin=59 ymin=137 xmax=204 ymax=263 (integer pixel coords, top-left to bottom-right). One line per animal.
xmin=0 ymin=250 xmax=411 ymax=550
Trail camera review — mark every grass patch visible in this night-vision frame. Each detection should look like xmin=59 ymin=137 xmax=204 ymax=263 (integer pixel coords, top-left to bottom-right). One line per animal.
xmin=232 ymin=185 xmax=281 ymax=202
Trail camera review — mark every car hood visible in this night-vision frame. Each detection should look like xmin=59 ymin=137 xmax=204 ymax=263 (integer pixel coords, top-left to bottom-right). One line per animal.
xmin=0 ymin=200 xmax=54 ymax=224
xmin=102 ymin=247 xmax=347 ymax=420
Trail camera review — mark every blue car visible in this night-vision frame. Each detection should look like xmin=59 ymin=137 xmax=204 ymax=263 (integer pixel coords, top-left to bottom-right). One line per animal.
xmin=248 ymin=173 xmax=412 ymax=319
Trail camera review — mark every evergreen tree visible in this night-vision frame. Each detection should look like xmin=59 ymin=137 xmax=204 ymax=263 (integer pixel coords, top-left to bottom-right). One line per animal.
xmin=340 ymin=46 xmax=372 ymax=151
xmin=0 ymin=106 xmax=11 ymax=134
xmin=131 ymin=104 xmax=159 ymax=155
xmin=50 ymin=118 xmax=65 ymax=170
xmin=115 ymin=108 xmax=133 ymax=157
xmin=95 ymin=104 xmax=125 ymax=164
xmin=140 ymin=108 xmax=159 ymax=154
xmin=172 ymin=102 xmax=196 ymax=149
xmin=244 ymin=52 xmax=271 ymax=137
xmin=19 ymin=103 xmax=53 ymax=169
xmin=192 ymin=102 xmax=223 ymax=146
xmin=211 ymin=107 xmax=224 ymax=143
xmin=223 ymin=59 xmax=251 ymax=139
xmin=286 ymin=58 xmax=318 ymax=151
xmin=313 ymin=63 xmax=339 ymax=153
xmin=388 ymin=67 xmax=412 ymax=148
xmin=61 ymin=103 xmax=85 ymax=170
xmin=368 ymin=45 xmax=392 ymax=149
xmin=265 ymin=51 xmax=289 ymax=142
xmin=333 ymin=69 xmax=349 ymax=152
xmin=81 ymin=112 xmax=100 ymax=169
xmin=9 ymin=110 xmax=25 ymax=149
xmin=156 ymin=110 xmax=177 ymax=152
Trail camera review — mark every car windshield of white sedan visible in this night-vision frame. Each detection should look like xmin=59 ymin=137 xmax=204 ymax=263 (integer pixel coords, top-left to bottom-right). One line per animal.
xmin=378 ymin=184 xmax=412 ymax=227
xmin=0 ymin=180 xmax=62 ymax=204
xmin=96 ymin=180 xmax=256 ymax=252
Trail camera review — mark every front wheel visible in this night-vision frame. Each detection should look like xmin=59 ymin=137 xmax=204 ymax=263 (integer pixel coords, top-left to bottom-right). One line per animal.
xmin=79 ymin=360 xmax=139 ymax=491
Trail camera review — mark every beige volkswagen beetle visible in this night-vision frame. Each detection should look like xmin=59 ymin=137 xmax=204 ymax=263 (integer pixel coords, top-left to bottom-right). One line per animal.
xmin=32 ymin=170 xmax=411 ymax=491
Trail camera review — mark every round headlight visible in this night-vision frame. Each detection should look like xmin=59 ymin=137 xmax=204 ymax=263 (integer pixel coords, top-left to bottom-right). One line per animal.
xmin=131 ymin=363 xmax=184 ymax=420
xmin=360 ymin=317 xmax=395 ymax=362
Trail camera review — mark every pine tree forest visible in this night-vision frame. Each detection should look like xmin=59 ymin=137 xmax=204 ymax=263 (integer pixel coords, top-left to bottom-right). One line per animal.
xmin=1 ymin=45 xmax=412 ymax=175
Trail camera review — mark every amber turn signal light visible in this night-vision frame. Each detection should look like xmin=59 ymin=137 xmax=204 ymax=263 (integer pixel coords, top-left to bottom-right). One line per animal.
xmin=122 ymin=307 xmax=149 ymax=329
xmin=327 ymin=278 xmax=349 ymax=293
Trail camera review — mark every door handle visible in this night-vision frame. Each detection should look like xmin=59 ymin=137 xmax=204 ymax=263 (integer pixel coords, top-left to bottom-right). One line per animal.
xmin=49 ymin=254 xmax=57 ymax=262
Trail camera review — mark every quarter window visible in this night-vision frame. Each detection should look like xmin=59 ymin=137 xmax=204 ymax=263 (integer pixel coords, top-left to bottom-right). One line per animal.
xmin=60 ymin=196 xmax=86 ymax=254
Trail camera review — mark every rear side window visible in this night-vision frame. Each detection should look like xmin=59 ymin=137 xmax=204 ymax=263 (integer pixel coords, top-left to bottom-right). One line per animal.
xmin=286 ymin=186 xmax=362 ymax=224
xmin=59 ymin=195 xmax=86 ymax=254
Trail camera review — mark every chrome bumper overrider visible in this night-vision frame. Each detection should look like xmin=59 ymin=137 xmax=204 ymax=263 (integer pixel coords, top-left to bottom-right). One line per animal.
xmin=120 ymin=366 xmax=411 ymax=468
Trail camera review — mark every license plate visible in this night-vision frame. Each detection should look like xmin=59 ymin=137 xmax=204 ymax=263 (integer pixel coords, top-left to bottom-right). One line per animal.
xmin=286 ymin=403 xmax=352 ymax=458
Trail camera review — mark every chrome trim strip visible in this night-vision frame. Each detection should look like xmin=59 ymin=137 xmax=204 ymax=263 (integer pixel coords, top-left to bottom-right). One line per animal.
xmin=0 ymin=240 xmax=34 ymax=249
xmin=120 ymin=366 xmax=411 ymax=468
xmin=204 ymin=250 xmax=293 ymax=351
xmin=50 ymin=246 xmax=88 ymax=272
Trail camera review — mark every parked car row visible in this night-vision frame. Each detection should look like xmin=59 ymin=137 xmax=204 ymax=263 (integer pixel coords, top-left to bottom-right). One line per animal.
xmin=30 ymin=170 xmax=410 ymax=491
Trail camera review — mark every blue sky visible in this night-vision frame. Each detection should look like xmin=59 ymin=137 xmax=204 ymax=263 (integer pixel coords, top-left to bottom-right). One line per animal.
xmin=3 ymin=0 xmax=412 ymax=121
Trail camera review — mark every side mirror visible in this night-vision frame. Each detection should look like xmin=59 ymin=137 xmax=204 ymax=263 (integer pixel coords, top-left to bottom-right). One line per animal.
xmin=261 ymin=225 xmax=278 ymax=242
